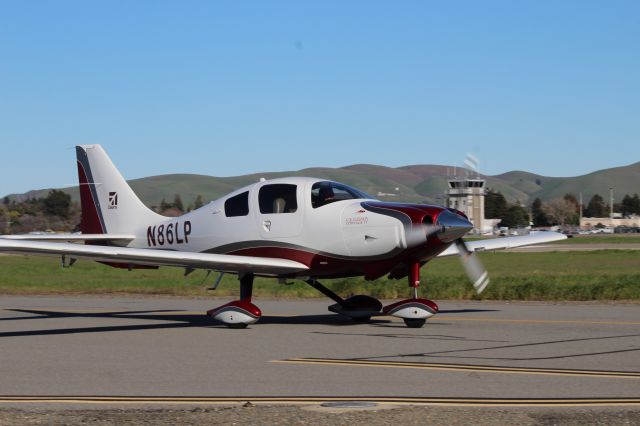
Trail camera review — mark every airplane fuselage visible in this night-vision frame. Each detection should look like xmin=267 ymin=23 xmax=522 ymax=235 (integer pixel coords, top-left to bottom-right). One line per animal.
xmin=124 ymin=177 xmax=466 ymax=281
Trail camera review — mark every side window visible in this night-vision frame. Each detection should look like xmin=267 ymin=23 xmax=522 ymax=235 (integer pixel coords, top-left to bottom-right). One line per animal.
xmin=259 ymin=184 xmax=298 ymax=214
xmin=224 ymin=191 xmax=249 ymax=217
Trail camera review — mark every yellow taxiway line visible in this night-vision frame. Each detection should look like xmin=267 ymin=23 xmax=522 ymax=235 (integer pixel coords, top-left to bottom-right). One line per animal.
xmin=273 ymin=358 xmax=640 ymax=380
xmin=0 ymin=396 xmax=639 ymax=407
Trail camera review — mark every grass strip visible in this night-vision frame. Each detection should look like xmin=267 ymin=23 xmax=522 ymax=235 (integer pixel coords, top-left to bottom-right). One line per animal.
xmin=0 ymin=250 xmax=638 ymax=301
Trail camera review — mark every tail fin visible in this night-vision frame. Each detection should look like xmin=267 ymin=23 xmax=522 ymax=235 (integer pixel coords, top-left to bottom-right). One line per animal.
xmin=76 ymin=145 xmax=162 ymax=235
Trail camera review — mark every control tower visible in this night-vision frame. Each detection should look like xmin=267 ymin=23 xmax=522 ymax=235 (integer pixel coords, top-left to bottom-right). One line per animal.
xmin=446 ymin=177 xmax=487 ymax=234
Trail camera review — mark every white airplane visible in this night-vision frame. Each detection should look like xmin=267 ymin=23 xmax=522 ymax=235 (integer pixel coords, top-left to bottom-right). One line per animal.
xmin=0 ymin=145 xmax=565 ymax=328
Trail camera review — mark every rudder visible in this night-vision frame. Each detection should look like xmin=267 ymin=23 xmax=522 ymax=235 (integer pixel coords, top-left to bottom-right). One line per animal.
xmin=76 ymin=145 xmax=162 ymax=235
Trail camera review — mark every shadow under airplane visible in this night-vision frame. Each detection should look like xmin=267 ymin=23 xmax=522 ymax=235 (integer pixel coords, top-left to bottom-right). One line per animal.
xmin=0 ymin=308 xmax=396 ymax=338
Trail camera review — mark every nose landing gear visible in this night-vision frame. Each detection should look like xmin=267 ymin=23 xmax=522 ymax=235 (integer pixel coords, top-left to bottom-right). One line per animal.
xmin=306 ymin=261 xmax=438 ymax=328
xmin=382 ymin=262 xmax=439 ymax=328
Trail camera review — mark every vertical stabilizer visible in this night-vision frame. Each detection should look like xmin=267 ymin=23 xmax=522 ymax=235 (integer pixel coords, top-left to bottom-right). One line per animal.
xmin=76 ymin=145 xmax=162 ymax=235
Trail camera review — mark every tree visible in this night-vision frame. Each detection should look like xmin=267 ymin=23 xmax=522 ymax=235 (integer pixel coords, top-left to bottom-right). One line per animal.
xmin=621 ymin=194 xmax=640 ymax=216
xmin=584 ymin=194 xmax=607 ymax=217
xmin=172 ymin=194 xmax=184 ymax=212
xmin=0 ymin=207 xmax=7 ymax=233
xmin=531 ymin=197 xmax=550 ymax=227
xmin=3 ymin=196 xmax=8 ymax=206
xmin=43 ymin=190 xmax=71 ymax=219
xmin=159 ymin=198 xmax=172 ymax=212
xmin=499 ymin=205 xmax=530 ymax=228
xmin=193 ymin=194 xmax=204 ymax=210
xmin=485 ymin=189 xmax=507 ymax=219
xmin=543 ymin=198 xmax=578 ymax=226
xmin=563 ymin=193 xmax=579 ymax=210
xmin=562 ymin=193 xmax=580 ymax=225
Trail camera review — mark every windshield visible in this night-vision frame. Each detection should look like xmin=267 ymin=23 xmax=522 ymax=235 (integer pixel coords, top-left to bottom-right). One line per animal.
xmin=311 ymin=181 xmax=372 ymax=208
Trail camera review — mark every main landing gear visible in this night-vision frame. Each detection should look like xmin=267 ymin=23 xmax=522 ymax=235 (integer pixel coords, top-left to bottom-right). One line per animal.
xmin=207 ymin=273 xmax=261 ymax=328
xmin=307 ymin=262 xmax=439 ymax=328
xmin=208 ymin=262 xmax=438 ymax=329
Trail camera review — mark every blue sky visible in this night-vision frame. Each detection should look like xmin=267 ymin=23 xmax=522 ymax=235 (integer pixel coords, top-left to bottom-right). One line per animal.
xmin=1 ymin=1 xmax=639 ymax=196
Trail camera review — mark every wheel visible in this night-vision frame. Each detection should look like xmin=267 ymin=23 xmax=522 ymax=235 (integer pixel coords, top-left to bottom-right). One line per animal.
xmin=403 ymin=318 xmax=426 ymax=328
xmin=227 ymin=323 xmax=249 ymax=329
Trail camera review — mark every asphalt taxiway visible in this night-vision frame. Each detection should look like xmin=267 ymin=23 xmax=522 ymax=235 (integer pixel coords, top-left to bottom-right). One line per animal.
xmin=0 ymin=296 xmax=639 ymax=408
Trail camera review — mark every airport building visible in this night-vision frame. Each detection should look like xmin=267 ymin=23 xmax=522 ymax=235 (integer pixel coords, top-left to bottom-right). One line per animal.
xmin=580 ymin=216 xmax=640 ymax=229
xmin=446 ymin=177 xmax=499 ymax=234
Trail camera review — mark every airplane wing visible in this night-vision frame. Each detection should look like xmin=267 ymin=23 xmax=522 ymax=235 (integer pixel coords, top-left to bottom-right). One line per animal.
xmin=0 ymin=234 xmax=135 ymax=243
xmin=0 ymin=239 xmax=309 ymax=276
xmin=437 ymin=231 xmax=567 ymax=257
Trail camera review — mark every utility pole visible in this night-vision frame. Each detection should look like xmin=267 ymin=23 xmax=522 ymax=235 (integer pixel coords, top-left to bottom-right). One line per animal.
xmin=579 ymin=192 xmax=583 ymax=221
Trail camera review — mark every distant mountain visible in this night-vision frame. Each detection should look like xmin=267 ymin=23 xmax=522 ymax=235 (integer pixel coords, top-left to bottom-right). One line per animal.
xmin=494 ymin=162 xmax=640 ymax=203
xmin=5 ymin=161 xmax=640 ymax=207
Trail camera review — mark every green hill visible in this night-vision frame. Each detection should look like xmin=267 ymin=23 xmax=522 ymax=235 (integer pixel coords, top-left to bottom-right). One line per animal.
xmin=495 ymin=162 xmax=640 ymax=203
xmin=5 ymin=161 xmax=640 ymax=208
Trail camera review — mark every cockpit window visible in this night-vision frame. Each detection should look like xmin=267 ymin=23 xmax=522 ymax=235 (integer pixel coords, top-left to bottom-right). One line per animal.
xmin=311 ymin=181 xmax=371 ymax=208
xmin=259 ymin=184 xmax=298 ymax=214
xmin=225 ymin=191 xmax=249 ymax=217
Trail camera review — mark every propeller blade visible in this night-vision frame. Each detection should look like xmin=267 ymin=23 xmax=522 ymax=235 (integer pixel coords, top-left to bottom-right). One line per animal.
xmin=455 ymin=238 xmax=490 ymax=294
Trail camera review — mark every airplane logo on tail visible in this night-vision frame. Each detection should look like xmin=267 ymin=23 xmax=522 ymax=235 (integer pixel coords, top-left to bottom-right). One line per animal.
xmin=108 ymin=192 xmax=118 ymax=209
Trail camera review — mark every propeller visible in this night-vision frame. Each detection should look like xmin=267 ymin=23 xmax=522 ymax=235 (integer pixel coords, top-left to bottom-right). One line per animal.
xmin=402 ymin=209 xmax=490 ymax=294
xmin=455 ymin=238 xmax=490 ymax=294
xmin=405 ymin=223 xmax=443 ymax=248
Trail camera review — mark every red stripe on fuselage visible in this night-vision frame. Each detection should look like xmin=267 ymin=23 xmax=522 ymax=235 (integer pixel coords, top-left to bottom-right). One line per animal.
xmin=228 ymin=244 xmax=447 ymax=280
